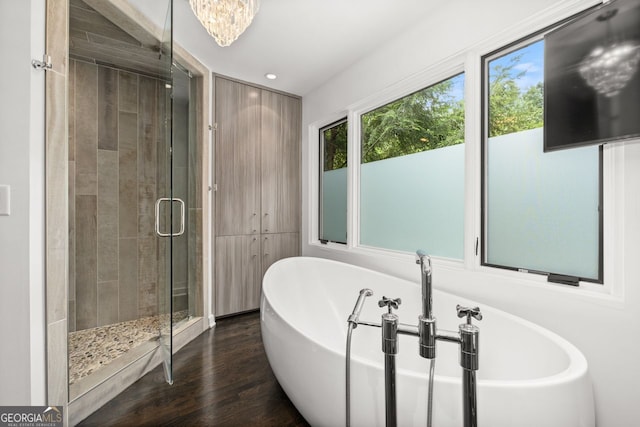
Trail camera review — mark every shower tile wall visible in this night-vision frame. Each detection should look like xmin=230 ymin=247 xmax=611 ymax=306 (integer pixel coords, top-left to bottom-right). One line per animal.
xmin=69 ymin=59 xmax=166 ymax=331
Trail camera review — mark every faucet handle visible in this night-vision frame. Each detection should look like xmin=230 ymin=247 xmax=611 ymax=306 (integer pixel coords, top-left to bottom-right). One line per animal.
xmin=456 ymin=305 xmax=482 ymax=324
xmin=378 ymin=296 xmax=402 ymax=313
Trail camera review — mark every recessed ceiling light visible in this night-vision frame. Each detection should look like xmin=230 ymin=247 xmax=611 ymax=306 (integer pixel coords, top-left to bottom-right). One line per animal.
xmin=265 ymin=73 xmax=277 ymax=80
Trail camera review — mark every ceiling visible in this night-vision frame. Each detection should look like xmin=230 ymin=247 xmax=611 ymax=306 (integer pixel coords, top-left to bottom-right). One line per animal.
xmin=126 ymin=0 xmax=440 ymax=96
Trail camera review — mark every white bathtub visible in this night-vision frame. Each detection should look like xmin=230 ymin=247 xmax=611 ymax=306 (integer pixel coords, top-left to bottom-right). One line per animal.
xmin=260 ymin=257 xmax=594 ymax=427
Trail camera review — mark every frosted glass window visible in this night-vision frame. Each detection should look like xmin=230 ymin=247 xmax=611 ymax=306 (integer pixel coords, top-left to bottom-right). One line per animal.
xmin=360 ymin=74 xmax=465 ymax=258
xmin=484 ymin=40 xmax=602 ymax=282
xmin=320 ymin=119 xmax=348 ymax=243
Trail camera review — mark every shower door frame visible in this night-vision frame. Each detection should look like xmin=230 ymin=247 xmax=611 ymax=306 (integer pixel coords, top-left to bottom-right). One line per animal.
xmin=158 ymin=0 xmax=176 ymax=386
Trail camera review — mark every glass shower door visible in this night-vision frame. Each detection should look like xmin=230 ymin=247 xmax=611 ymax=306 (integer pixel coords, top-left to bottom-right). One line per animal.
xmin=170 ymin=62 xmax=194 ymax=328
xmin=156 ymin=0 xmax=175 ymax=385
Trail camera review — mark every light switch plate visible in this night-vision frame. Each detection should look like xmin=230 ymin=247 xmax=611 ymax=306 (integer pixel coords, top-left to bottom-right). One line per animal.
xmin=0 ymin=185 xmax=10 ymax=216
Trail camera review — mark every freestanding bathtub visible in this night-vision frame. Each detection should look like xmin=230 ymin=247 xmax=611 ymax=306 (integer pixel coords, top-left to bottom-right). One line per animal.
xmin=260 ymin=257 xmax=594 ymax=427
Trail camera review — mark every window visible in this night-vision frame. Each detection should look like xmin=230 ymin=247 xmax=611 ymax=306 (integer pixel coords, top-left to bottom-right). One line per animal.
xmin=359 ymin=73 xmax=465 ymax=258
xmin=319 ymin=119 xmax=348 ymax=244
xmin=483 ymin=38 xmax=603 ymax=282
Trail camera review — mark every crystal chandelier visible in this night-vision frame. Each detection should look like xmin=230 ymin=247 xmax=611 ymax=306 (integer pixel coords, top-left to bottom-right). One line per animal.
xmin=189 ymin=0 xmax=260 ymax=47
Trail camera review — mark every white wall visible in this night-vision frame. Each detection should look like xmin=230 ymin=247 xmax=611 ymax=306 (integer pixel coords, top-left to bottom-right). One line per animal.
xmin=302 ymin=1 xmax=640 ymax=426
xmin=0 ymin=0 xmax=46 ymax=405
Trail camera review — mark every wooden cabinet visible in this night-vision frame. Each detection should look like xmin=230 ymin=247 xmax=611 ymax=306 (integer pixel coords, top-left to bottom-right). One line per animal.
xmin=215 ymin=235 xmax=261 ymax=317
xmin=261 ymin=89 xmax=301 ymax=234
xmin=262 ymin=233 xmax=300 ymax=276
xmin=214 ymin=77 xmax=301 ymax=317
xmin=214 ymin=78 xmax=261 ymax=236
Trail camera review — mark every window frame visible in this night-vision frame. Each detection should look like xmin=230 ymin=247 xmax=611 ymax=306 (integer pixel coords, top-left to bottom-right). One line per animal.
xmin=356 ymin=72 xmax=466 ymax=258
xmin=346 ymin=60 xmax=467 ymax=258
xmin=479 ymin=25 xmax=604 ymax=284
xmin=319 ymin=117 xmax=349 ymax=244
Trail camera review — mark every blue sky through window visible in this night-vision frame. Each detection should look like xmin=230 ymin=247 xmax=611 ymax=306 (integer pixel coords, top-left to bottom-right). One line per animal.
xmin=449 ymin=72 xmax=465 ymax=102
xmin=489 ymin=40 xmax=544 ymax=92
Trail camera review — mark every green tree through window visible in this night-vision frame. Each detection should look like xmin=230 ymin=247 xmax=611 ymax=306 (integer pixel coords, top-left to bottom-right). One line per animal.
xmin=361 ymin=74 xmax=465 ymax=163
xmin=488 ymin=51 xmax=544 ymax=137
xmin=323 ymin=121 xmax=347 ymax=171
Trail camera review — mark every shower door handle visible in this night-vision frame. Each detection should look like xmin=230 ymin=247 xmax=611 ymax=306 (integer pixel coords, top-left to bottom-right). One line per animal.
xmin=155 ymin=198 xmax=185 ymax=237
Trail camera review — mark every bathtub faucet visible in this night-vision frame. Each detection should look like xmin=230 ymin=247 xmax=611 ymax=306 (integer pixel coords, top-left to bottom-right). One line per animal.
xmin=347 ymin=288 xmax=374 ymax=328
xmin=457 ymin=305 xmax=482 ymax=372
xmin=415 ymin=250 xmax=482 ymax=427
xmin=379 ymin=296 xmax=401 ymax=427
xmin=415 ymin=249 xmax=433 ymax=319
xmin=416 ymin=250 xmax=437 ymax=360
xmin=457 ymin=305 xmax=482 ymax=426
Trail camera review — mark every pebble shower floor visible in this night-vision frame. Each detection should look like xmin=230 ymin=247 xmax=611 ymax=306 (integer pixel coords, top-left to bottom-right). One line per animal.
xmin=68 ymin=311 xmax=188 ymax=384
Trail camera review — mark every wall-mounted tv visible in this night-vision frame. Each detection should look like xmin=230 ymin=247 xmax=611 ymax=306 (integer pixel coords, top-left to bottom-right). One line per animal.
xmin=544 ymin=0 xmax=640 ymax=152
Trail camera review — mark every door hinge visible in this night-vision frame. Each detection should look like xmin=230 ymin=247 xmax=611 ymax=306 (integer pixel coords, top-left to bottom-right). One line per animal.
xmin=475 ymin=237 xmax=479 ymax=256
xmin=32 ymin=54 xmax=52 ymax=71
xmin=212 ymin=183 xmax=218 ymax=192
xmin=211 ymin=123 xmax=218 ymax=131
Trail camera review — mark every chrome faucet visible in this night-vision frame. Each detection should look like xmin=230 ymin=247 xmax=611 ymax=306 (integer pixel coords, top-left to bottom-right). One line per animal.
xmin=415 ymin=249 xmax=433 ymax=318
xmin=379 ymin=297 xmax=401 ymax=427
xmin=415 ymin=250 xmax=481 ymax=427
xmin=457 ymin=305 xmax=482 ymax=426
xmin=345 ymin=252 xmax=482 ymax=427
xmin=416 ymin=250 xmax=437 ymax=359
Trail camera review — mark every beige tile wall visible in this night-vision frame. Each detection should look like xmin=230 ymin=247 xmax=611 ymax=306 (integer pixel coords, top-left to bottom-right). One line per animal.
xmin=45 ymin=0 xmax=69 ymax=410
xmin=68 ymin=59 xmax=171 ymax=331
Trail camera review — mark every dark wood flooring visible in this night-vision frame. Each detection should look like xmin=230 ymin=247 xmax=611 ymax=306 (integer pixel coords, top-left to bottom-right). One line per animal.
xmin=79 ymin=312 xmax=310 ymax=427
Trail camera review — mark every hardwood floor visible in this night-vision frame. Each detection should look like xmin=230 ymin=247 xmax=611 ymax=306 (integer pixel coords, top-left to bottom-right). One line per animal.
xmin=79 ymin=312 xmax=310 ymax=426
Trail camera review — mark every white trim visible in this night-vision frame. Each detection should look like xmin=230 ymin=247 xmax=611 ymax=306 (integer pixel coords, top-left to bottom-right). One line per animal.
xmin=348 ymin=55 xmax=468 ymax=116
xmin=602 ymin=140 xmax=627 ymax=299
xmin=464 ymin=50 xmax=482 ymax=272
xmin=346 ymin=108 xmax=358 ymax=249
xmin=207 ymin=71 xmax=214 ymax=325
xmin=29 ymin=0 xmax=46 ymax=405
xmin=466 ymin=0 xmax=603 ymax=59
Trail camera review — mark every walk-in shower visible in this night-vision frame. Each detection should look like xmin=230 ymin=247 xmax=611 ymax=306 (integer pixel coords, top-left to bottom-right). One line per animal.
xmin=67 ymin=0 xmax=198 ymax=397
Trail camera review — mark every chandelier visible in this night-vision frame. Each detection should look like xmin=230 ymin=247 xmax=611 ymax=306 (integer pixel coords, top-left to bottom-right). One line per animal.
xmin=189 ymin=0 xmax=260 ymax=47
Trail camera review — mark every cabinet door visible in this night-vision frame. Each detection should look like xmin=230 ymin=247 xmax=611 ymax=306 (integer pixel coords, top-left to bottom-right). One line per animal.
xmin=262 ymin=233 xmax=300 ymax=276
xmin=261 ymin=90 xmax=301 ymax=234
xmin=215 ymin=235 xmax=261 ymax=316
xmin=215 ymin=78 xmax=261 ymax=236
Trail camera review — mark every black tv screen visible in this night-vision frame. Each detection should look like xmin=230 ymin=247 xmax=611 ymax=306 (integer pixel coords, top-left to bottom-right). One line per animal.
xmin=544 ymin=0 xmax=640 ymax=152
